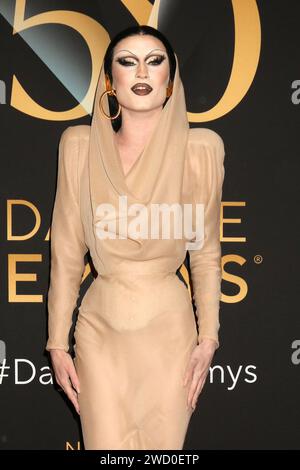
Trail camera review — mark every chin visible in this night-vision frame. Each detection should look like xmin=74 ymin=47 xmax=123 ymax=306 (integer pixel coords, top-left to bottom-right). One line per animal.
xmin=131 ymin=101 xmax=165 ymax=111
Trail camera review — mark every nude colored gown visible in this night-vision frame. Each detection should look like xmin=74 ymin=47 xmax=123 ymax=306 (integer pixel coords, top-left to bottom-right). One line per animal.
xmin=45 ymin=53 xmax=225 ymax=450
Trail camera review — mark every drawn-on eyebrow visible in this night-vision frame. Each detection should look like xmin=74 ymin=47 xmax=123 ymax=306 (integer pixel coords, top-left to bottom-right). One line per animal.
xmin=114 ymin=48 xmax=167 ymax=59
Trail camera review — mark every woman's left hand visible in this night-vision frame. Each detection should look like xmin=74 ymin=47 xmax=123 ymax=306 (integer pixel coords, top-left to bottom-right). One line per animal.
xmin=183 ymin=338 xmax=217 ymax=411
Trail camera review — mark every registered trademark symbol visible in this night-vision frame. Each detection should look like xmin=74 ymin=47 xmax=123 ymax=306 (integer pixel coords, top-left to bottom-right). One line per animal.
xmin=254 ymin=254 xmax=263 ymax=264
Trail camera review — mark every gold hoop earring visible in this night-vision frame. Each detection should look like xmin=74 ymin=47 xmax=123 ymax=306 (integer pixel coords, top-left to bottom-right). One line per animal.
xmin=99 ymin=89 xmax=121 ymax=120
xmin=166 ymin=81 xmax=173 ymax=98
xmin=99 ymin=75 xmax=122 ymax=121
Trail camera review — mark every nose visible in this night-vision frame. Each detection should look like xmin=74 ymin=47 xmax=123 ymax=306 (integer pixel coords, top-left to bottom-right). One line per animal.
xmin=136 ymin=62 xmax=149 ymax=79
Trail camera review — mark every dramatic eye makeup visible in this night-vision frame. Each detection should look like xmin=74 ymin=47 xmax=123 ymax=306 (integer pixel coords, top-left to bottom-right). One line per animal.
xmin=115 ymin=54 xmax=167 ymax=67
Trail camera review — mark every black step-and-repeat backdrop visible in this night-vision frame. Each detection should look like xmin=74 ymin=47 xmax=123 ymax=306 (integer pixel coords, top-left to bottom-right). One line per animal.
xmin=0 ymin=0 xmax=299 ymax=450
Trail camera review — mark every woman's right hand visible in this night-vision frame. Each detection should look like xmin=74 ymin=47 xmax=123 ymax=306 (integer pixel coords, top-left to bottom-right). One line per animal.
xmin=49 ymin=349 xmax=80 ymax=415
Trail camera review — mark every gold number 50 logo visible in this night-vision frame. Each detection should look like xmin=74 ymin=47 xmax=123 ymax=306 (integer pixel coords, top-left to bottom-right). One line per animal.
xmin=11 ymin=0 xmax=261 ymax=122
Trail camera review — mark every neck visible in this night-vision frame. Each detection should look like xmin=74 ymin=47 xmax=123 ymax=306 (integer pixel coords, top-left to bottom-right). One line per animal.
xmin=115 ymin=106 xmax=163 ymax=147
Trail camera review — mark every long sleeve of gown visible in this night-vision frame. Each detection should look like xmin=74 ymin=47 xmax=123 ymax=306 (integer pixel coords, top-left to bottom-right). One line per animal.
xmin=188 ymin=129 xmax=225 ymax=349
xmin=45 ymin=126 xmax=88 ymax=352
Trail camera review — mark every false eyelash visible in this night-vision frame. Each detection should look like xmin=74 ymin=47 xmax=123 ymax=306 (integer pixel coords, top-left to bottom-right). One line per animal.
xmin=116 ymin=58 xmax=135 ymax=66
xmin=116 ymin=55 xmax=166 ymax=66
xmin=149 ymin=56 xmax=166 ymax=65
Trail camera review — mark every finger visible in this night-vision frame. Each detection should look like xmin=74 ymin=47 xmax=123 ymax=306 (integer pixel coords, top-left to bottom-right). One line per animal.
xmin=55 ymin=377 xmax=65 ymax=392
xmin=191 ymin=368 xmax=210 ymax=409
xmin=62 ymin=381 xmax=80 ymax=415
xmin=183 ymin=361 xmax=194 ymax=387
xmin=187 ymin=371 xmax=204 ymax=407
xmin=187 ymin=376 xmax=199 ymax=407
xmin=67 ymin=386 xmax=80 ymax=415
xmin=68 ymin=365 xmax=81 ymax=394
xmin=191 ymin=379 xmax=204 ymax=410
xmin=70 ymin=389 xmax=80 ymax=415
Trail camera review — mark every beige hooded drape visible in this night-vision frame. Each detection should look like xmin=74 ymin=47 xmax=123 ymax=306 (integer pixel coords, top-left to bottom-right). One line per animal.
xmin=46 ymin=51 xmax=225 ymax=355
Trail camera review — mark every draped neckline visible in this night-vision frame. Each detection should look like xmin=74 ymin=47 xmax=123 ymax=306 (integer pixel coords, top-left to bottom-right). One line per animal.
xmin=88 ymin=51 xmax=190 ymax=224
